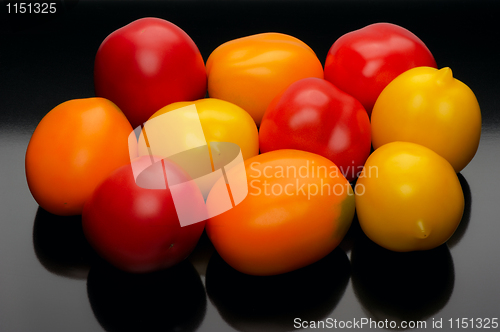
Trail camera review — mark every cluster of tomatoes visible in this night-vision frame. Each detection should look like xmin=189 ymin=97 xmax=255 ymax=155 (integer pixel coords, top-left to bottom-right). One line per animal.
xmin=25 ymin=18 xmax=481 ymax=276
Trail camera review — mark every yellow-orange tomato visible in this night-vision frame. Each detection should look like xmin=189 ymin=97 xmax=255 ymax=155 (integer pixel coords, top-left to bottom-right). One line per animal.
xmin=206 ymin=33 xmax=324 ymax=126
xmin=371 ymin=66 xmax=481 ymax=172
xmin=142 ymin=98 xmax=259 ymax=160
xmin=355 ymin=142 xmax=464 ymax=252
xmin=206 ymin=149 xmax=355 ymax=276
xmin=26 ymin=98 xmax=134 ymax=216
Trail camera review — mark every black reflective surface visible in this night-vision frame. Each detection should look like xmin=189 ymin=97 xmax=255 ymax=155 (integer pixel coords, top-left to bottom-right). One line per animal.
xmin=1 ymin=1 xmax=500 ymax=331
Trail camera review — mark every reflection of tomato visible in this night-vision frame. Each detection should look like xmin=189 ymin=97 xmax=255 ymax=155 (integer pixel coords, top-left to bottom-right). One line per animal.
xmin=351 ymin=235 xmax=454 ymax=323
xmin=87 ymin=260 xmax=206 ymax=331
xmin=324 ymin=23 xmax=436 ymax=115
xmin=259 ymin=77 xmax=371 ymax=182
xmin=355 ymin=142 xmax=464 ymax=252
xmin=82 ymin=156 xmax=206 ymax=273
xmin=145 ymin=98 xmax=259 ymax=161
xmin=94 ymin=17 xmax=207 ymax=128
xmin=25 ymin=98 xmax=133 ymax=216
xmin=205 ymin=248 xmax=350 ymax=331
xmin=371 ymin=66 xmax=481 ymax=172
xmin=206 ymin=32 xmax=324 ymax=126
xmin=206 ymin=150 xmax=355 ymax=276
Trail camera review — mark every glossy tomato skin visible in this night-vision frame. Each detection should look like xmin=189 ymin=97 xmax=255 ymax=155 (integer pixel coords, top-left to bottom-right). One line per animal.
xmin=324 ymin=22 xmax=437 ymax=115
xmin=259 ymin=78 xmax=371 ymax=182
xmin=145 ymin=98 xmax=259 ymax=161
xmin=25 ymin=98 xmax=133 ymax=216
xmin=206 ymin=150 xmax=355 ymax=276
xmin=94 ymin=17 xmax=207 ymax=128
xmin=206 ymin=32 xmax=324 ymax=126
xmin=372 ymin=67 xmax=481 ymax=173
xmin=356 ymin=142 xmax=464 ymax=252
xmin=82 ymin=156 xmax=206 ymax=273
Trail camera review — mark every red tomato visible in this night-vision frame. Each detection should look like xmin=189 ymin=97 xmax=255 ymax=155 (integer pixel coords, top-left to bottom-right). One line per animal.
xmin=94 ymin=17 xmax=207 ymax=128
xmin=259 ymin=78 xmax=371 ymax=182
xmin=324 ymin=22 xmax=437 ymax=115
xmin=82 ymin=156 xmax=206 ymax=273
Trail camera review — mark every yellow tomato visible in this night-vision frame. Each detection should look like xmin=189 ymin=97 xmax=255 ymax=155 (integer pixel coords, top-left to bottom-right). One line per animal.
xmin=371 ymin=66 xmax=481 ymax=173
xmin=141 ymin=98 xmax=259 ymax=161
xmin=355 ymin=142 xmax=464 ymax=252
xmin=206 ymin=33 xmax=324 ymax=126
xmin=206 ymin=149 xmax=355 ymax=276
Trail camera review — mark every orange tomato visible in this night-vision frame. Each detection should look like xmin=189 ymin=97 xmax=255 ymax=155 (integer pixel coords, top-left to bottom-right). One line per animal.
xmin=26 ymin=98 xmax=134 ymax=216
xmin=205 ymin=150 xmax=355 ymax=276
xmin=206 ymin=33 xmax=324 ymax=126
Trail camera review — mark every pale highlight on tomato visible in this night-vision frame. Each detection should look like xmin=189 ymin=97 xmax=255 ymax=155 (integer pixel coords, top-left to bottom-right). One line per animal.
xmin=142 ymin=98 xmax=259 ymax=161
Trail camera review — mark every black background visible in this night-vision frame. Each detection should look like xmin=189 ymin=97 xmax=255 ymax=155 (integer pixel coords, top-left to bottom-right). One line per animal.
xmin=1 ymin=0 xmax=499 ymax=331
